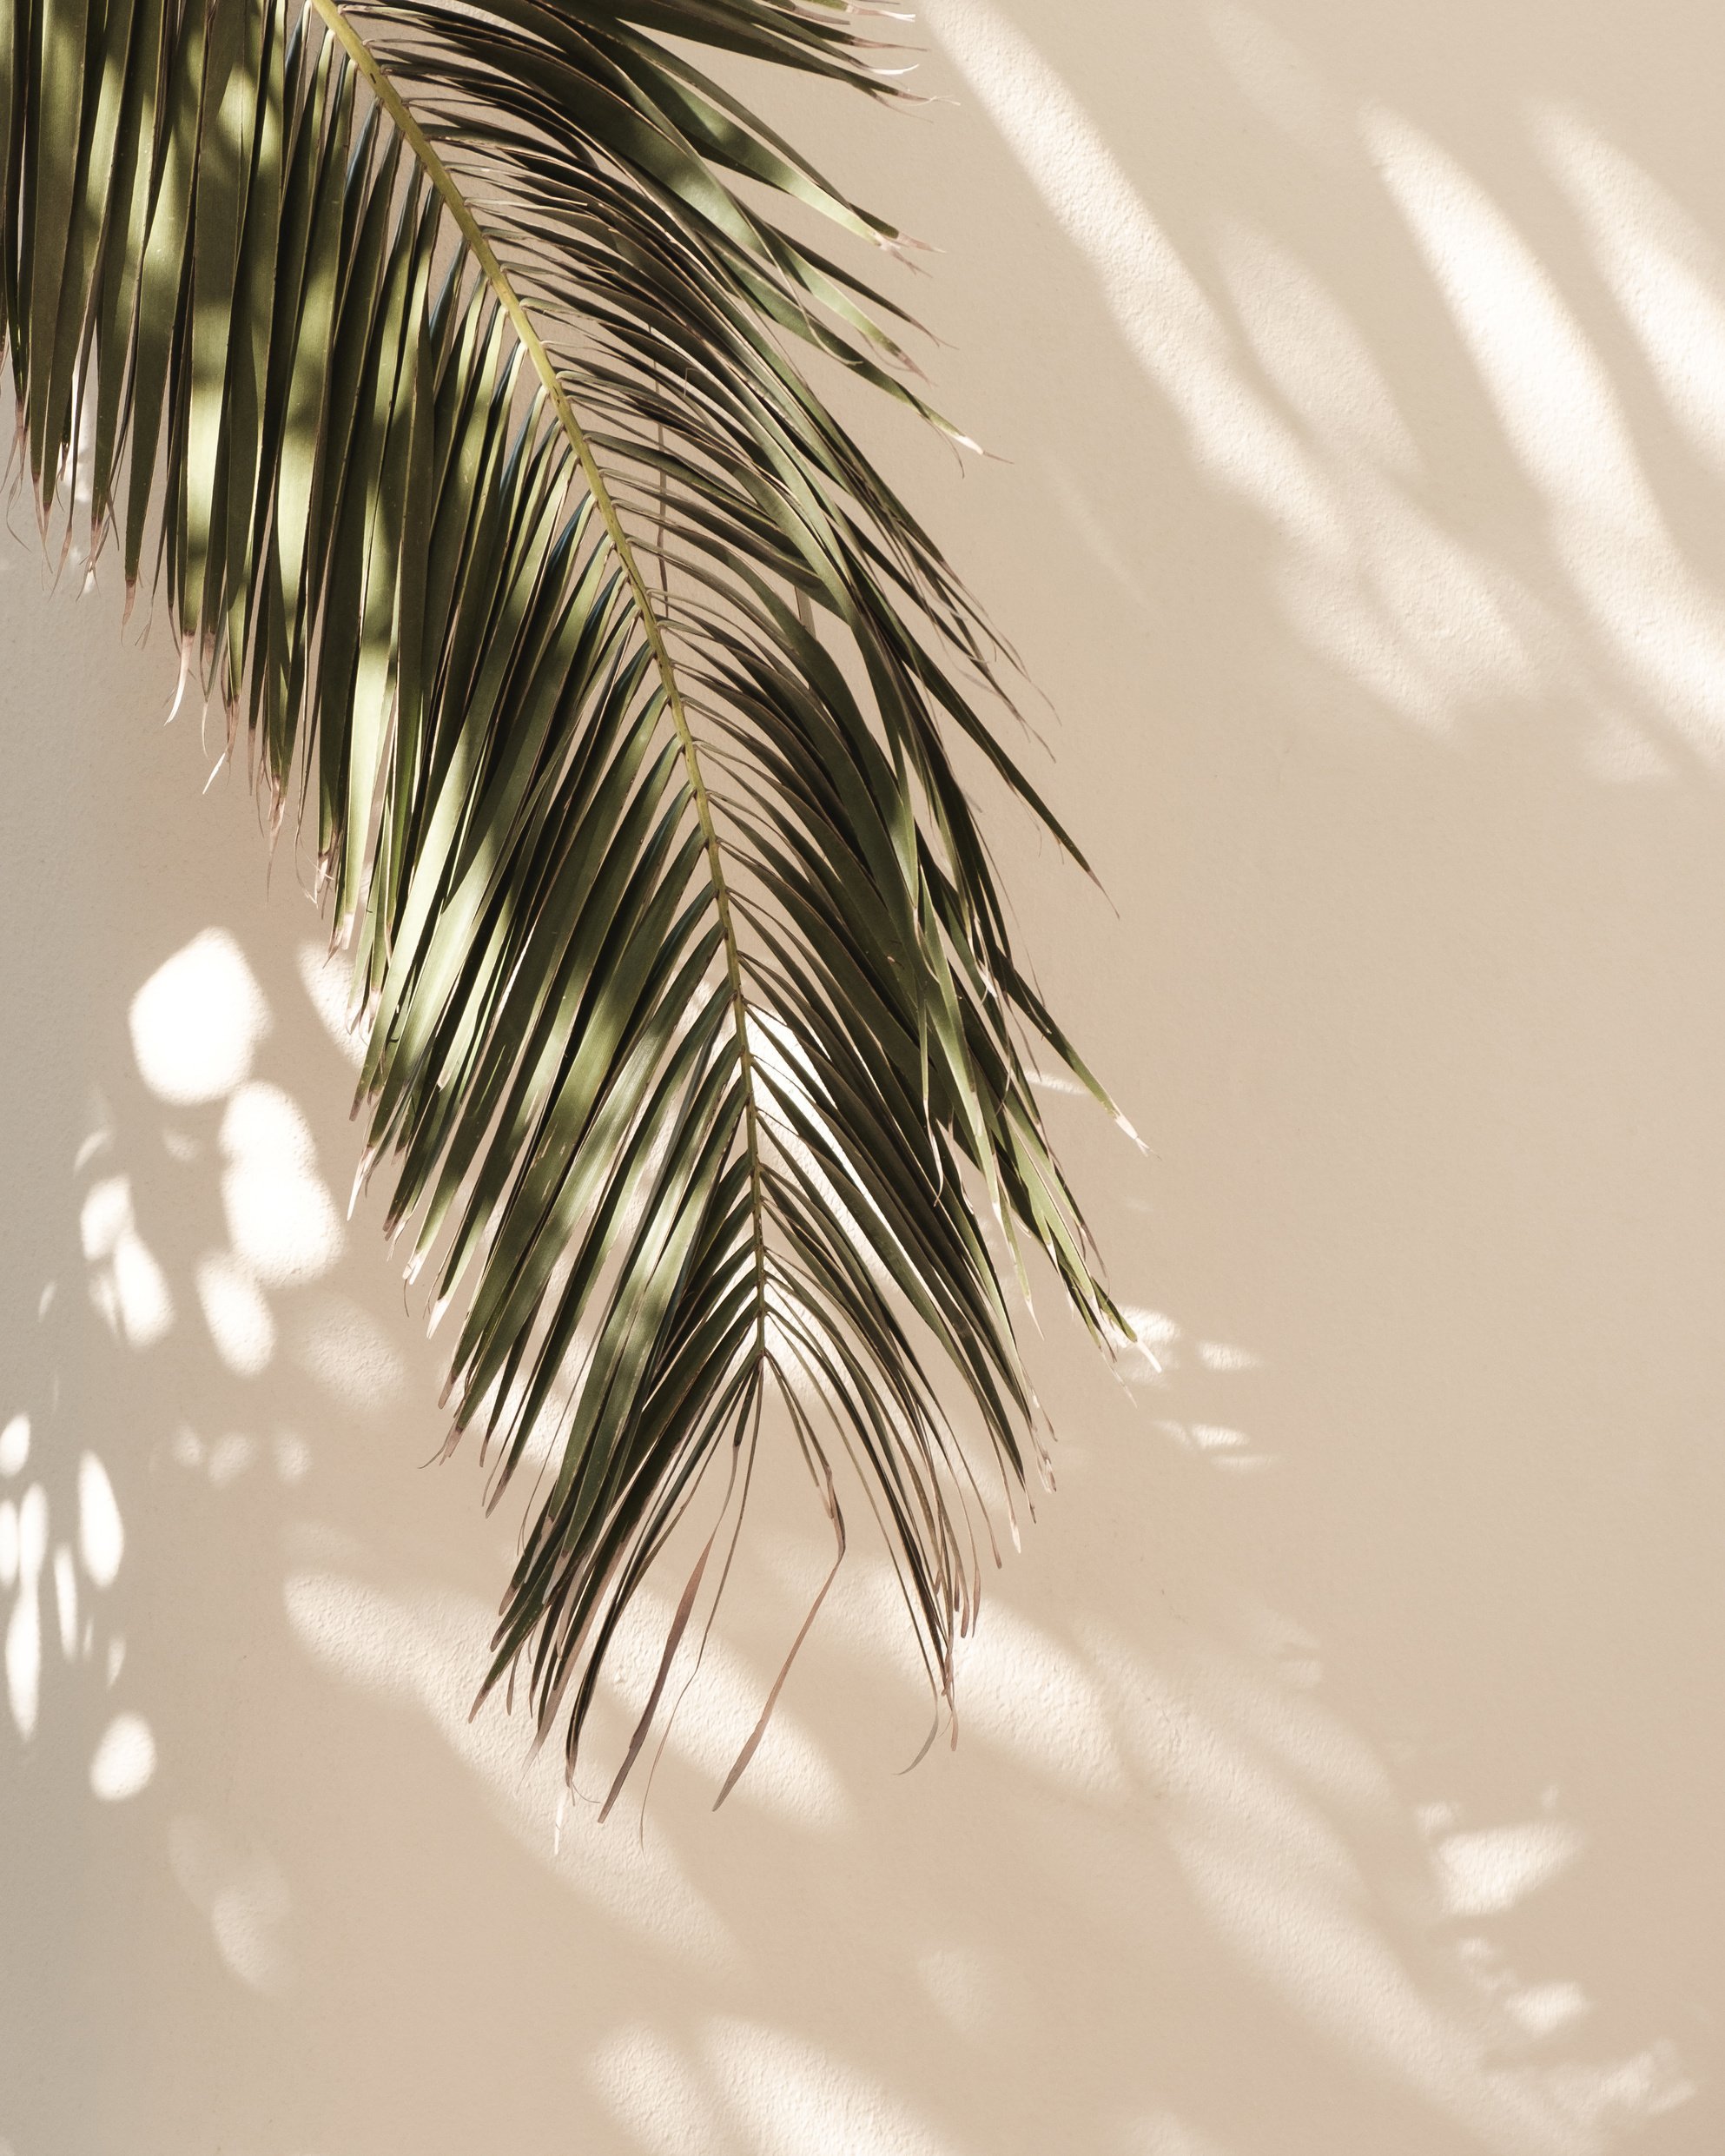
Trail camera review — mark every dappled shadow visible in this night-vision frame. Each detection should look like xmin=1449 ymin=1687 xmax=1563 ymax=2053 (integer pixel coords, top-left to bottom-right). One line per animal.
xmin=6 ymin=0 xmax=1725 ymax=2148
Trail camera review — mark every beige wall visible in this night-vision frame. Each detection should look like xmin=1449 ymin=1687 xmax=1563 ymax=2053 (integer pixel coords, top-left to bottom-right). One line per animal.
xmin=4 ymin=2 xmax=1724 ymax=2149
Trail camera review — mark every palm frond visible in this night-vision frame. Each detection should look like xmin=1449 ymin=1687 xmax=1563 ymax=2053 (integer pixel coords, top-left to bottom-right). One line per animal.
xmin=0 ymin=0 xmax=1128 ymax=1797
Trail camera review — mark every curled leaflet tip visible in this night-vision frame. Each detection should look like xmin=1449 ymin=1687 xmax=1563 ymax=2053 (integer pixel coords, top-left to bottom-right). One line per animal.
xmin=347 ymin=1152 xmax=374 ymax=1221
xmin=165 ymin=638 xmax=196 ymax=725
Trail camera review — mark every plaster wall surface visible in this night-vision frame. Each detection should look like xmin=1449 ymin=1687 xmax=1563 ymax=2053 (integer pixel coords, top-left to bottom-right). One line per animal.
xmin=3 ymin=3 xmax=1724 ymax=2152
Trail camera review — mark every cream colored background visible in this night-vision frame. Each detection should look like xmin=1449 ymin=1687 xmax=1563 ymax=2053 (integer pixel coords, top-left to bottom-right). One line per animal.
xmin=4 ymin=1 xmax=1724 ymax=2149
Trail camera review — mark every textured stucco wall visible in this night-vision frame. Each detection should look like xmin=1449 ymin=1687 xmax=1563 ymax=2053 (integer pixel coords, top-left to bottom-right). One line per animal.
xmin=4 ymin=3 xmax=1724 ymax=2151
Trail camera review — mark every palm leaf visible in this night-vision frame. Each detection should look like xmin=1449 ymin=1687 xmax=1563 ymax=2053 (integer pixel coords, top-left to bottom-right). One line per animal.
xmin=1 ymin=0 xmax=1128 ymax=1800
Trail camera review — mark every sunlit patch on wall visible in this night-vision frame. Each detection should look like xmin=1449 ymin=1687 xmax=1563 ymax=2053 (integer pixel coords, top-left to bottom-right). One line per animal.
xmin=803 ymin=1551 xmax=957 ymax=1696
xmin=1158 ymin=1421 xmax=1277 ymax=1474
xmin=129 ymin=928 xmax=270 ymax=1104
xmin=168 ymin=1421 xmax=283 ymax=1489
xmin=282 ymin=1564 xmax=734 ymax=1963
xmin=89 ymin=1710 xmax=155 ymax=1799
xmin=1082 ymin=1614 xmax=1693 ymax=2146
xmin=1118 ymin=1304 xmax=1180 ymax=1382
xmin=591 ymin=2020 xmax=968 ymax=2156
xmin=590 ymin=2025 xmax=735 ymax=2156
xmin=1218 ymin=222 xmax=1423 ymax=479
xmin=75 ymin=1108 xmax=113 ymax=1172
xmin=52 ymin=1544 xmax=77 ymax=1657
xmin=78 ymin=1452 xmax=123 ymax=1587
xmin=219 ymin=1083 xmax=341 ymax=1286
xmin=6 ymin=1483 xmax=46 ymax=1736
xmin=272 ymin=1432 xmax=311 ymax=1485
xmin=1196 ymin=1340 xmax=1259 ymax=1372
xmin=1534 ymin=107 xmax=1725 ymax=479
xmin=952 ymin=1602 xmax=1126 ymax=1800
xmin=169 ymin=1425 xmax=205 ymax=1470
xmin=1493 ymin=1968 xmax=1590 ymax=2040
xmin=933 ymin=0 xmax=1543 ymax=736
xmin=702 ymin=2020 xmax=958 ymax=2156
xmin=593 ymin=1582 xmax=851 ymax=1830
xmin=1 ymin=1425 xmax=137 ymax=1752
xmin=1217 ymin=217 xmax=1543 ymax=730
xmin=1365 ymin=106 xmax=1722 ymax=778
xmin=1419 ymin=1805 xmax=1586 ymax=1919
xmin=80 ymin=1174 xmax=173 ymax=1347
xmin=195 ymin=1251 xmax=277 ymax=1376
xmin=169 ymin=1815 xmax=295 ymax=1992
xmin=290 ymin=1296 xmax=407 ymax=1418
xmin=1112 ymin=1302 xmax=1272 ymax=1469
xmin=208 ymin=1434 xmax=258 ymax=1489
xmin=0 ymin=1414 xmax=30 ymax=1475
xmin=296 ymin=940 xmax=368 ymax=1070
